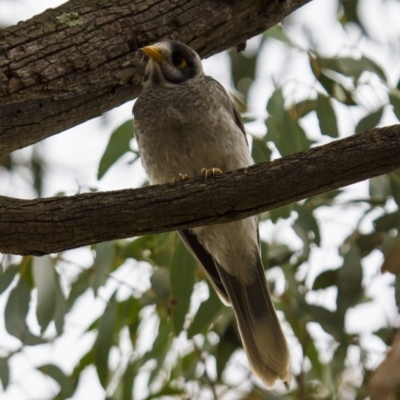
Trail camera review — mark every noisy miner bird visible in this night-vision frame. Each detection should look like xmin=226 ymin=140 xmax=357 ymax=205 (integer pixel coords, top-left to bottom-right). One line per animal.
xmin=133 ymin=40 xmax=290 ymax=387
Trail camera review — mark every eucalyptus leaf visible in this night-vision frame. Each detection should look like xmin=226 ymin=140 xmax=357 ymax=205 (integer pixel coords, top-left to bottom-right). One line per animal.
xmin=389 ymin=171 xmax=400 ymax=206
xmin=355 ymin=107 xmax=383 ymax=134
xmin=316 ymin=94 xmax=339 ymax=137
xmin=336 ymin=246 xmax=363 ymax=315
xmin=314 ymin=270 xmax=338 ymax=291
xmin=187 ymin=282 xmax=223 ymax=338
xmin=216 ymin=324 xmax=241 ymax=378
xmin=0 ymin=358 xmax=10 ymax=390
xmin=369 ymin=174 xmax=391 ymax=203
xmin=93 ymin=241 xmax=114 ymax=296
xmin=170 ymin=240 xmax=197 ymax=335
xmin=0 ymin=264 xmax=19 ymax=294
xmin=4 ymin=277 xmax=31 ymax=339
xmin=37 ymin=364 xmax=75 ymax=398
xmin=33 ymin=256 xmax=57 ymax=334
xmin=95 ymin=292 xmax=118 ymax=388
xmin=389 ymin=92 xmax=400 ymax=120
xmin=98 ymin=120 xmax=136 ymax=180
xmin=264 ymin=25 xmax=296 ymax=47
xmin=251 ymin=136 xmax=271 ymax=163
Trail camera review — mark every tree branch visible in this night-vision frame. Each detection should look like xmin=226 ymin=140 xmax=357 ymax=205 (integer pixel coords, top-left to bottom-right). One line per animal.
xmin=0 ymin=0 xmax=311 ymax=157
xmin=1 ymin=125 xmax=399 ymax=256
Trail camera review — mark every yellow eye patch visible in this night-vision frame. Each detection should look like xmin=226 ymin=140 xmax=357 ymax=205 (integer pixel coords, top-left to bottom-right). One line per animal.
xmin=178 ymin=58 xmax=187 ymax=69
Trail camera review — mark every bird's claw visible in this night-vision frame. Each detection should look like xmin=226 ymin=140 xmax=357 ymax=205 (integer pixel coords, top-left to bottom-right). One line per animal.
xmin=201 ymin=168 xmax=222 ymax=182
xmin=172 ymin=173 xmax=190 ymax=183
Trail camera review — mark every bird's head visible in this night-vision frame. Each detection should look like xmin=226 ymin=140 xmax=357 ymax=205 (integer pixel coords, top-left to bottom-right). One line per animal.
xmin=140 ymin=40 xmax=204 ymax=87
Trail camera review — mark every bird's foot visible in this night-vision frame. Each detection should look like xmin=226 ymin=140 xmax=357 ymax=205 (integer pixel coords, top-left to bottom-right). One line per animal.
xmin=172 ymin=173 xmax=190 ymax=183
xmin=201 ymin=168 xmax=222 ymax=182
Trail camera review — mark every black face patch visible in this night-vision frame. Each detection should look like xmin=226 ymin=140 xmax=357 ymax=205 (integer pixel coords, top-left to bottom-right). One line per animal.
xmin=172 ymin=53 xmax=185 ymax=68
xmin=166 ymin=41 xmax=201 ymax=84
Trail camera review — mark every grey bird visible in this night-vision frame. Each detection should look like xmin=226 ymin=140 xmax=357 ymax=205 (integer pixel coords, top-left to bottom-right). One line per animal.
xmin=132 ymin=40 xmax=290 ymax=387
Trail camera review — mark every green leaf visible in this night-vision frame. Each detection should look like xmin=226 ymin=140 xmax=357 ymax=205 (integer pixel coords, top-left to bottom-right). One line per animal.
xmin=71 ymin=348 xmax=94 ymax=381
xmin=316 ymin=55 xmax=386 ymax=82
xmin=216 ymin=324 xmax=241 ymax=378
xmin=266 ymin=113 xmax=312 ymax=157
xmin=5 ymin=277 xmax=31 ymax=339
xmin=120 ymin=235 xmax=155 ymax=261
xmin=294 ymin=204 xmax=321 ymax=246
xmin=143 ymin=317 xmax=172 ymax=363
xmin=372 ymin=327 xmax=396 ymax=346
xmin=316 ymin=94 xmax=339 ymax=137
xmin=95 ymin=292 xmax=118 ymax=388
xmin=340 ymin=0 xmax=361 ymax=26
xmin=54 ymin=272 xmax=67 ymax=336
xmin=251 ymin=136 xmax=271 ymax=163
xmin=180 ymin=351 xmax=198 ymax=380
xmin=331 ymin=342 xmax=348 ymax=377
xmin=5 ymin=276 xmax=47 ymax=345
xmin=0 ymin=264 xmax=20 ymax=294
xmin=395 ymin=275 xmax=400 ymax=311
xmin=266 ymin=87 xmax=285 ymax=120
xmin=229 ymin=48 xmax=258 ymax=98
xmin=268 ymin=204 xmax=293 ymax=222
xmin=121 ymin=361 xmax=137 ymax=400
xmin=306 ymin=337 xmax=323 ymax=381
xmin=283 ymin=112 xmax=313 ymax=153
xmin=66 ymin=269 xmax=91 ymax=312
xmin=336 ymin=246 xmax=363 ymax=315
xmin=116 ymin=297 xmax=141 ymax=346
xmin=150 ymin=267 xmax=171 ymax=300
xmin=0 ymin=358 xmax=10 ymax=390
xmin=356 ymin=232 xmax=383 ymax=257
xmin=93 ymin=242 xmax=114 ymax=296
xmin=306 ymin=305 xmax=344 ymax=339
xmin=369 ymin=175 xmax=391 ymax=203
xmin=153 ymin=233 xmax=177 ymax=267
xmin=355 ymin=107 xmax=383 ymax=134
xmin=267 ymin=242 xmax=294 ymax=267
xmin=37 ymin=364 xmax=76 ymax=398
xmin=389 ymin=171 xmax=400 ymax=207
xmin=264 ymin=25 xmax=296 ymax=47
xmin=170 ymin=240 xmax=197 ymax=335
xmin=143 ymin=317 xmax=173 ymax=383
xmin=374 ymin=210 xmax=400 ymax=232
xmin=389 ymin=92 xmax=400 ymax=120
xmin=98 ymin=120 xmax=136 ymax=180
xmin=312 ymin=269 xmax=338 ymax=290
xmin=187 ymin=282 xmax=224 ymax=338
xmin=292 ymin=222 xmax=311 ymax=262
xmin=144 ymin=385 xmax=185 ymax=400
xmin=33 ymin=256 xmax=57 ymax=334
xmin=292 ymin=99 xmax=317 ymax=119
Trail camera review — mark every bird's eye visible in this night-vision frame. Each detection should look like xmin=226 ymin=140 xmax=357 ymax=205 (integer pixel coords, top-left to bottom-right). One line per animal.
xmin=172 ymin=54 xmax=187 ymax=69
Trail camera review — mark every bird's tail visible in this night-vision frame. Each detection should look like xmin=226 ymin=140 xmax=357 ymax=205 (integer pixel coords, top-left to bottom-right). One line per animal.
xmin=216 ymin=254 xmax=290 ymax=387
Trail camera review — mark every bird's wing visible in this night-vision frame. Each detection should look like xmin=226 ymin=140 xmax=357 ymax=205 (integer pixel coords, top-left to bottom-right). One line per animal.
xmin=204 ymin=76 xmax=249 ymax=146
xmin=178 ymin=229 xmax=230 ymax=305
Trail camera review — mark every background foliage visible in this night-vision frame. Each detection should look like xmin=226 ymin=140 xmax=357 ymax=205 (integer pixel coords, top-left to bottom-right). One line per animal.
xmin=1 ymin=0 xmax=400 ymax=399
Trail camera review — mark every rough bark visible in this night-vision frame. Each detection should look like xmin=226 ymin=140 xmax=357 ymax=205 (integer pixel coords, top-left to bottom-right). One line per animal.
xmin=1 ymin=124 xmax=399 ymax=256
xmin=0 ymin=0 xmax=311 ymax=157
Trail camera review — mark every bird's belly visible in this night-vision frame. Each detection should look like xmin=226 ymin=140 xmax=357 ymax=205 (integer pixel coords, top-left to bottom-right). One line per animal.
xmin=137 ymin=109 xmax=252 ymax=184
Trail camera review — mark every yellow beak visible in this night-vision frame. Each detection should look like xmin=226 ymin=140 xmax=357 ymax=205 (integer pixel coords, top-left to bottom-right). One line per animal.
xmin=141 ymin=45 xmax=165 ymax=63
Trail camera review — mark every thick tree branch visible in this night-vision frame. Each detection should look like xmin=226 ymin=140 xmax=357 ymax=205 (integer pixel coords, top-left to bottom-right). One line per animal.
xmin=1 ymin=125 xmax=399 ymax=256
xmin=0 ymin=0 xmax=311 ymax=157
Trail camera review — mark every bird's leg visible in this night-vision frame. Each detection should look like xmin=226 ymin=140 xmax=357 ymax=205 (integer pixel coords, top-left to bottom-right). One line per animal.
xmin=172 ymin=173 xmax=190 ymax=183
xmin=201 ymin=168 xmax=222 ymax=182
